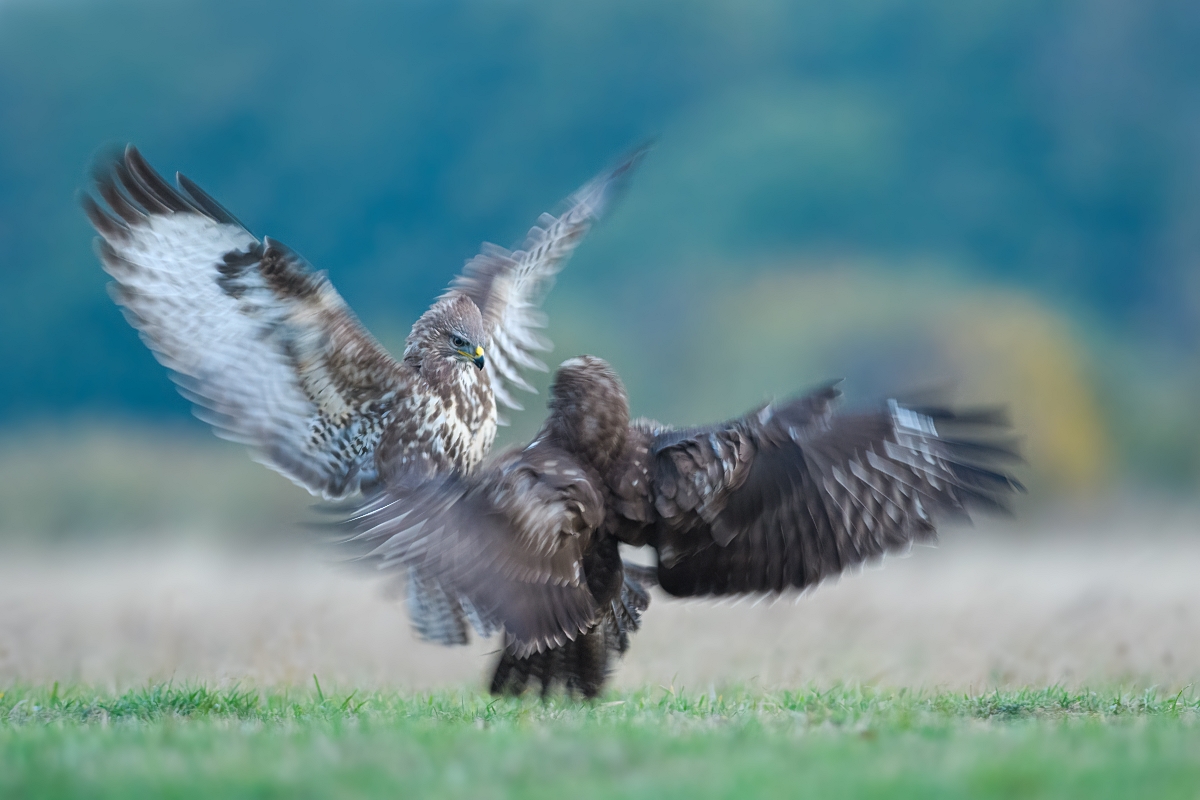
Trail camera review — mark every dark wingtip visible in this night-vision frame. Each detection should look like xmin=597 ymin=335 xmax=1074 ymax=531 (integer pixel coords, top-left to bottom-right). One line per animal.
xmin=86 ymin=142 xmax=127 ymax=186
xmin=781 ymin=379 xmax=844 ymax=417
xmin=898 ymin=400 xmax=1026 ymax=499
xmin=80 ymin=190 xmax=125 ymax=239
xmin=906 ymin=404 xmax=1012 ymax=427
xmin=821 ymin=378 xmax=846 ymax=396
xmin=577 ymin=139 xmax=656 ymax=219
xmin=124 ymin=146 xmax=199 ymax=214
xmin=609 ymin=138 xmax=656 ymax=182
xmin=84 ymin=143 xmax=204 ymax=230
xmin=176 ymin=170 xmax=250 ymax=231
xmin=939 ymin=435 xmax=1026 ymax=467
xmin=87 ymin=143 xmax=146 ymax=226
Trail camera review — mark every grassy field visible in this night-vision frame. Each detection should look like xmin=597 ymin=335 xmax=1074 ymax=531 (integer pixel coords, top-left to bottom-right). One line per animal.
xmin=2 ymin=683 xmax=1200 ymax=799
xmin=6 ymin=517 xmax=1200 ymax=797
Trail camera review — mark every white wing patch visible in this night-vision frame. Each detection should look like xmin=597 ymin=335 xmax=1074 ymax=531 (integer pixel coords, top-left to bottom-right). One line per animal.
xmin=87 ymin=147 xmax=410 ymax=499
xmin=889 ymin=399 xmax=938 ymax=436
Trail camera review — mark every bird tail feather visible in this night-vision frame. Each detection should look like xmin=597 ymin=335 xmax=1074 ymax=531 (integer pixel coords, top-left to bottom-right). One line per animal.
xmin=489 ymin=560 xmax=654 ymax=698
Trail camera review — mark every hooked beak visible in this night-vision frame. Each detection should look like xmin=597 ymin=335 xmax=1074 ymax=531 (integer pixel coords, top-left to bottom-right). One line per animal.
xmin=472 ymin=345 xmax=485 ymax=370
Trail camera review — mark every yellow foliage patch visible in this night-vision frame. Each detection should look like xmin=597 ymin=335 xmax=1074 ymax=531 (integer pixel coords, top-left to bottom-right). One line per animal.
xmin=695 ymin=263 xmax=1111 ymax=494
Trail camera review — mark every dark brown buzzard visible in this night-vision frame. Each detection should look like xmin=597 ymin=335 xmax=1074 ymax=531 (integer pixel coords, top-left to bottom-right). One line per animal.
xmin=343 ymin=356 xmax=1022 ymax=698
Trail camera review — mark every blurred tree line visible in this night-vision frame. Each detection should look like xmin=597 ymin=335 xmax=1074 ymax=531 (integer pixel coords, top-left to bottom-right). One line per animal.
xmin=1 ymin=0 xmax=1198 ymax=500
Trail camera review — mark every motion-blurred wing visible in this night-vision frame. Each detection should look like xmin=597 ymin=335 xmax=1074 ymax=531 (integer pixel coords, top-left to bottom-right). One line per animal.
xmin=448 ymin=145 xmax=649 ymax=418
xmin=647 ymin=385 xmax=1022 ymax=596
xmin=342 ymin=445 xmax=602 ymax=655
xmin=84 ymin=146 xmax=410 ymax=500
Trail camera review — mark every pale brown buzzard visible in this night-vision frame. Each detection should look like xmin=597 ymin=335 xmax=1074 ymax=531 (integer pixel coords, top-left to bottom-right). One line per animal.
xmin=84 ymin=146 xmax=643 ymax=497
xmin=343 ymin=356 xmax=1022 ymax=697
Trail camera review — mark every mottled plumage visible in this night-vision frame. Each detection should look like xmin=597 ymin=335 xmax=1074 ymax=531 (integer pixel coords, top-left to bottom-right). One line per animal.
xmin=344 ymin=356 xmax=1022 ymax=697
xmin=84 ymin=145 xmax=644 ymax=499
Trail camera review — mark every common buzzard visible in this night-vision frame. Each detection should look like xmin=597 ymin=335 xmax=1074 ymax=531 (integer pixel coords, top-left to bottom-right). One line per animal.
xmin=343 ymin=356 xmax=1022 ymax=697
xmin=84 ymin=146 xmax=643 ymax=498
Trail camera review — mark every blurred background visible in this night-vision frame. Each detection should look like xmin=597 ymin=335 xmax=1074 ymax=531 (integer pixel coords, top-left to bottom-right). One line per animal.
xmin=1 ymin=0 xmax=1198 ymax=689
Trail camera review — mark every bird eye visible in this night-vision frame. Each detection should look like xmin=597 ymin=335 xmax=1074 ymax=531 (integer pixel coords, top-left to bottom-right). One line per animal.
xmin=451 ymin=335 xmax=467 ymax=349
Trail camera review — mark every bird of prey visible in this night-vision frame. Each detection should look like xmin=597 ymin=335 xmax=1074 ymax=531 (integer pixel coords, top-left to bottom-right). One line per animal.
xmin=343 ymin=356 xmax=1022 ymax=698
xmin=83 ymin=146 xmax=643 ymax=498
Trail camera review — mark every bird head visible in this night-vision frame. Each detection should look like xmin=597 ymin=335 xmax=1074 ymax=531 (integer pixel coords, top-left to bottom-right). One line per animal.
xmin=546 ymin=355 xmax=630 ymax=468
xmin=449 ymin=332 xmax=486 ymax=370
xmin=405 ymin=294 xmax=487 ymax=371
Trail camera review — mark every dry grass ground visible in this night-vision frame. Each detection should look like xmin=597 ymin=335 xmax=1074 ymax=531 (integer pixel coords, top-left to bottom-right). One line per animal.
xmin=2 ymin=504 xmax=1198 ymax=693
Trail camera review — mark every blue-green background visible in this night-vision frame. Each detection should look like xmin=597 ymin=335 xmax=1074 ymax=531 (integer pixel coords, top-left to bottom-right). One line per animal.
xmin=2 ymin=0 xmax=1198 ymax=514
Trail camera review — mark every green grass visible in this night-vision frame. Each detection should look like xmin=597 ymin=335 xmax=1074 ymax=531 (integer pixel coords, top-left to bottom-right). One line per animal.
xmin=3 ymin=683 xmax=1200 ymax=799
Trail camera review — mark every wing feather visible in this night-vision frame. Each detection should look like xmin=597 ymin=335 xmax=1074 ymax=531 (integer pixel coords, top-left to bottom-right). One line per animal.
xmin=448 ymin=145 xmax=650 ymax=420
xmin=341 ymin=444 xmax=602 ymax=656
xmin=86 ymin=145 xmax=412 ymax=500
xmin=643 ymin=386 xmax=1023 ymax=597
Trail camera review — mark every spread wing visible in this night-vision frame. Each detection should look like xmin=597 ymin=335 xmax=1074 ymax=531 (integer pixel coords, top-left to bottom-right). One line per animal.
xmin=642 ymin=385 xmax=1023 ymax=597
xmin=341 ymin=444 xmax=602 ymax=656
xmin=84 ymin=146 xmax=411 ymax=500
xmin=449 ymin=145 xmax=649 ymax=418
